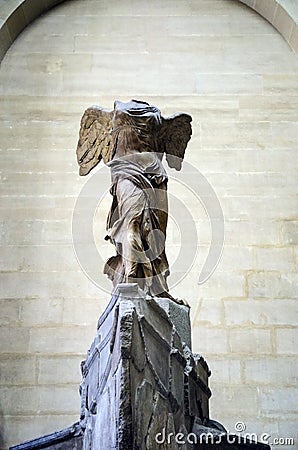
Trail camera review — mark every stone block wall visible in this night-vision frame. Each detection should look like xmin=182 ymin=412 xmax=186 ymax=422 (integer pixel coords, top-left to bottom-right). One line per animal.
xmin=239 ymin=0 xmax=298 ymax=54
xmin=0 ymin=0 xmax=66 ymax=62
xmin=0 ymin=0 xmax=297 ymax=449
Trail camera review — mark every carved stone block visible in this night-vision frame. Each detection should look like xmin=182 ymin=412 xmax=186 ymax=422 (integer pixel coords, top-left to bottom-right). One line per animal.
xmin=79 ymin=285 xmax=211 ymax=449
xmin=77 ymin=285 xmax=269 ymax=450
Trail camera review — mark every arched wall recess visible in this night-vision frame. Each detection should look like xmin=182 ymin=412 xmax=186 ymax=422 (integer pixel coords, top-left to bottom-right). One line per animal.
xmin=239 ymin=0 xmax=298 ymax=54
xmin=0 ymin=0 xmax=297 ymax=63
xmin=0 ymin=0 xmax=65 ymax=62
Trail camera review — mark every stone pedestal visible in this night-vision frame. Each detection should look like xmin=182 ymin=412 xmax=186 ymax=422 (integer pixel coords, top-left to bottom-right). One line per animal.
xmin=79 ymin=284 xmax=211 ymax=450
xmin=78 ymin=284 xmax=270 ymax=450
xmin=10 ymin=285 xmax=270 ymax=450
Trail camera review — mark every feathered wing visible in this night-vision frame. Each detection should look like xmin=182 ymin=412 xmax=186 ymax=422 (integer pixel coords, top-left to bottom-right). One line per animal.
xmin=158 ymin=113 xmax=192 ymax=170
xmin=76 ymin=106 xmax=114 ymax=176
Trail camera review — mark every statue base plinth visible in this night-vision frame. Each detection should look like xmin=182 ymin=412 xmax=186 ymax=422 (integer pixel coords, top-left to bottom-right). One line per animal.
xmin=80 ymin=283 xmax=211 ymax=449
xmin=10 ymin=285 xmax=270 ymax=450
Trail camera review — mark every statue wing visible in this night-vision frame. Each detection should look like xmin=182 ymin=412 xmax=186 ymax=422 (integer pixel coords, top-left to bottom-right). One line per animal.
xmin=76 ymin=106 xmax=114 ymax=176
xmin=159 ymin=113 xmax=192 ymax=170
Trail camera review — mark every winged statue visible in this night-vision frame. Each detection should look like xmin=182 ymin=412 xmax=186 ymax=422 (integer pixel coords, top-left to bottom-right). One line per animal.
xmin=76 ymin=99 xmax=192 ymax=301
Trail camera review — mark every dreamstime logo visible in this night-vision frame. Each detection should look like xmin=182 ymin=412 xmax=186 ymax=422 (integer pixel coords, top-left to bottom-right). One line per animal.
xmin=72 ymin=153 xmax=224 ymax=295
xmin=234 ymin=421 xmax=246 ymax=432
xmin=155 ymin=422 xmax=296 ymax=447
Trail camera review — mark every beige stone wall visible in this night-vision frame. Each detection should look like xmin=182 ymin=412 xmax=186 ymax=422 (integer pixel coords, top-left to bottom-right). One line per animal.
xmin=0 ymin=0 xmax=297 ymax=448
xmin=239 ymin=0 xmax=298 ymax=54
xmin=0 ymin=0 xmax=66 ymax=61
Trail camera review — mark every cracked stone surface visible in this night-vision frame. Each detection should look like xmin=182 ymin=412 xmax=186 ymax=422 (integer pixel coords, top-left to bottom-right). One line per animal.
xmin=77 ymin=285 xmax=269 ymax=450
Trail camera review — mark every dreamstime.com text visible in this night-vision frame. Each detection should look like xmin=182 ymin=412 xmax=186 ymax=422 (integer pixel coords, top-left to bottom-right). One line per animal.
xmin=155 ymin=426 xmax=296 ymax=447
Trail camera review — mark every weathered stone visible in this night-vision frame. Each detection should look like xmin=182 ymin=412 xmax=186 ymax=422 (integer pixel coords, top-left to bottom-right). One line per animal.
xmin=10 ymin=287 xmax=269 ymax=450
xmin=146 ymin=392 xmax=171 ymax=449
xmin=9 ymin=423 xmax=82 ymax=450
xmin=78 ymin=287 xmax=212 ymax=449
xmin=76 ymin=287 xmax=267 ymax=450
xmin=135 ymin=380 xmax=154 ymax=449
xmin=156 ymin=297 xmax=192 ymax=348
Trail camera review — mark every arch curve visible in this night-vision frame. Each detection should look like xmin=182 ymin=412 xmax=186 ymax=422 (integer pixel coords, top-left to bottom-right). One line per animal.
xmin=0 ymin=0 xmax=297 ymax=64
xmin=0 ymin=0 xmax=66 ymax=62
xmin=239 ymin=0 xmax=298 ymax=54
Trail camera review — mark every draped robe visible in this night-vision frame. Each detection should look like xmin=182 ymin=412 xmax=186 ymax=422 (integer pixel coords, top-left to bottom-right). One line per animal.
xmin=103 ymin=101 xmax=170 ymax=296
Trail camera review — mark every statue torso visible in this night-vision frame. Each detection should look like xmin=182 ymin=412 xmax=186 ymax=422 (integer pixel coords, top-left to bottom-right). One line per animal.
xmin=110 ymin=102 xmax=167 ymax=185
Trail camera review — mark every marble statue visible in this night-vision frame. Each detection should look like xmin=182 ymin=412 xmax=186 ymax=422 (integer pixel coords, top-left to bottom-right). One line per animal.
xmin=76 ymin=99 xmax=192 ymax=300
xmin=11 ymin=101 xmax=269 ymax=450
